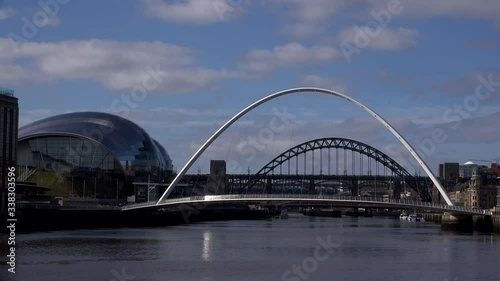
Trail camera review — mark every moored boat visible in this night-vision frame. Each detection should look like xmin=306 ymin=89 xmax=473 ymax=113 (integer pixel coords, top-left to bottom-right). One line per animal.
xmin=399 ymin=212 xmax=408 ymax=220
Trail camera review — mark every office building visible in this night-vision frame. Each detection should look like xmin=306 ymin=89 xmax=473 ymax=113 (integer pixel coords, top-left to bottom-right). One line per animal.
xmin=0 ymin=87 xmax=19 ymax=213
xmin=439 ymin=162 xmax=459 ymax=184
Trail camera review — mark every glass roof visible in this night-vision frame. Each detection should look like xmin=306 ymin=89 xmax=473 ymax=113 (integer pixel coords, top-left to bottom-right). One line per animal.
xmin=19 ymin=112 xmax=173 ymax=171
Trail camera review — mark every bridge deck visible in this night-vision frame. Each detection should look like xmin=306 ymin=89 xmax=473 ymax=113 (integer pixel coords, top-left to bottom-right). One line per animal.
xmin=121 ymin=194 xmax=492 ymax=216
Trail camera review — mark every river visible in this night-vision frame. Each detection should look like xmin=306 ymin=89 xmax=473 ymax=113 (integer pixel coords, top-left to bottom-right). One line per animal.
xmin=4 ymin=214 xmax=500 ymax=281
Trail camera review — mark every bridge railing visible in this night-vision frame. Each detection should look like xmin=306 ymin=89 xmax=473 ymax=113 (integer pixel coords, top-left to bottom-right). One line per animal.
xmin=122 ymin=194 xmax=492 ymax=215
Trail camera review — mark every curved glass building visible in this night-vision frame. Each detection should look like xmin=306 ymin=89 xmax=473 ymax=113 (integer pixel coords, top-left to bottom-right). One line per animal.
xmin=17 ymin=112 xmax=173 ymax=199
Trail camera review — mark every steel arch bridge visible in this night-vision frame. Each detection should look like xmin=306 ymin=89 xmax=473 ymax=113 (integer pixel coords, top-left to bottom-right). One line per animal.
xmin=253 ymin=137 xmax=431 ymax=201
xmin=257 ymin=138 xmax=411 ymax=177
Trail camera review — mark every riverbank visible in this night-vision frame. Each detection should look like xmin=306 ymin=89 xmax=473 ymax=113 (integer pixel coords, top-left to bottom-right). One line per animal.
xmin=493 ymin=215 xmax=500 ymax=233
xmin=423 ymin=213 xmax=500 ymax=233
xmin=1 ymin=203 xmax=271 ymax=233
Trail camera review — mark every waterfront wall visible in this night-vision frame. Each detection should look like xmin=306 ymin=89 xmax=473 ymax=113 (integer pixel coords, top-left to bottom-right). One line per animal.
xmin=493 ymin=215 xmax=500 ymax=233
xmin=423 ymin=213 xmax=442 ymax=223
xmin=6 ymin=203 xmax=270 ymax=232
xmin=424 ymin=213 xmax=500 ymax=233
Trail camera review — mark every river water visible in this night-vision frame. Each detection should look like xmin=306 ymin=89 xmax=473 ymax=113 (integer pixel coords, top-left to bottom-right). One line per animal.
xmin=5 ymin=214 xmax=500 ymax=281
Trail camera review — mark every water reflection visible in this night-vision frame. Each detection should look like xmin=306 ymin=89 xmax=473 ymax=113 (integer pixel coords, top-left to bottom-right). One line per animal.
xmin=11 ymin=216 xmax=500 ymax=281
xmin=202 ymin=230 xmax=213 ymax=261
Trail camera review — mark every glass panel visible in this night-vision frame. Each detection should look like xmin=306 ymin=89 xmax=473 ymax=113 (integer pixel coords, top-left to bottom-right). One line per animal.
xmin=18 ymin=112 xmax=174 ymax=182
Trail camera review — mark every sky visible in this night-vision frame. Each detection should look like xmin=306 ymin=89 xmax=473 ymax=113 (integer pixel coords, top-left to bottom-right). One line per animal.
xmin=0 ymin=0 xmax=499 ymax=176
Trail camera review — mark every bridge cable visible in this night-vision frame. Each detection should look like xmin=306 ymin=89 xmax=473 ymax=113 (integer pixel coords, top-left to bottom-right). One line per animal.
xmin=328 ymin=147 xmax=331 ymax=176
xmin=336 ymin=147 xmax=339 ymax=176
xmin=351 ymin=149 xmax=354 ymax=176
xmin=375 ymin=160 xmax=379 ymax=198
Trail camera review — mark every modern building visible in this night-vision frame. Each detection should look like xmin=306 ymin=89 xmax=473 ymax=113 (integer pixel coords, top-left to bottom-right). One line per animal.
xmin=17 ymin=112 xmax=173 ymax=199
xmin=439 ymin=162 xmax=459 ymax=183
xmin=0 ymin=87 xmax=19 ymax=213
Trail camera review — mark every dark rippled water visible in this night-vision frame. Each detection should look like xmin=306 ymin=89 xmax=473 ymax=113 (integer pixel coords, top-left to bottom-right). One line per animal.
xmin=4 ymin=214 xmax=500 ymax=281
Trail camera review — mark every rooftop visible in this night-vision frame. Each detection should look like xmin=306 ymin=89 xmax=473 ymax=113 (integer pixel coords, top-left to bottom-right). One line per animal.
xmin=0 ymin=86 xmax=15 ymax=97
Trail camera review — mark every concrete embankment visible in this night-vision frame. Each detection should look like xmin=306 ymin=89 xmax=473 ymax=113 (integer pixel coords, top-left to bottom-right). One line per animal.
xmin=424 ymin=213 xmax=500 ymax=233
xmin=493 ymin=215 xmax=500 ymax=233
xmin=423 ymin=213 xmax=442 ymax=223
xmin=6 ymin=203 xmax=271 ymax=233
xmin=303 ymin=209 xmax=342 ymax=217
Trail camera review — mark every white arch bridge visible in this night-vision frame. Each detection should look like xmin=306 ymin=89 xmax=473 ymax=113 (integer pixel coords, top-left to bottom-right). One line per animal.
xmin=126 ymin=87 xmax=485 ymax=214
xmin=121 ymin=194 xmax=492 ymax=216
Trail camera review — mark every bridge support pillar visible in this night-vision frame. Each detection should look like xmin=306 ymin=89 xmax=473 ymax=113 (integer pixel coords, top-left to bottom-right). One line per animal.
xmin=364 ymin=208 xmax=373 ymax=217
xmin=393 ymin=177 xmax=402 ymax=200
xmin=308 ymin=179 xmax=315 ymax=194
xmin=351 ymin=179 xmax=359 ymax=197
xmin=441 ymin=213 xmax=473 ymax=231
xmin=208 ymin=160 xmax=228 ymax=195
xmin=493 ymin=215 xmax=500 ymax=233
xmin=265 ymin=178 xmax=272 ymax=194
xmin=472 ymin=215 xmax=493 ymax=232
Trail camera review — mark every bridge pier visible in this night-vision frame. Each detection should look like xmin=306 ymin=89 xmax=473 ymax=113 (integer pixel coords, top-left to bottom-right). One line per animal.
xmin=423 ymin=213 xmax=442 ymax=223
xmin=265 ymin=178 xmax=272 ymax=194
xmin=493 ymin=215 xmax=500 ymax=233
xmin=441 ymin=213 xmax=473 ymax=231
xmin=207 ymin=160 xmax=228 ymax=195
xmin=472 ymin=215 xmax=493 ymax=233
xmin=308 ymin=179 xmax=315 ymax=194
xmin=364 ymin=208 xmax=373 ymax=217
xmin=393 ymin=177 xmax=402 ymax=200
xmin=351 ymin=179 xmax=359 ymax=196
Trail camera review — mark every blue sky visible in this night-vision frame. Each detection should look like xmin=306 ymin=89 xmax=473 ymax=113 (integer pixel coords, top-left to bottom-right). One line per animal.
xmin=1 ymin=0 xmax=499 ymax=175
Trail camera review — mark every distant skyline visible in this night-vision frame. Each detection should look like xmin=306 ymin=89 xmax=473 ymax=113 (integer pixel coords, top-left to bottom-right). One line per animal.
xmin=1 ymin=0 xmax=499 ymax=175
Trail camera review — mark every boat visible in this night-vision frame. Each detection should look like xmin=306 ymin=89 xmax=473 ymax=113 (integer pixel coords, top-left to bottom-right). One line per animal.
xmin=406 ymin=214 xmax=424 ymax=222
xmin=399 ymin=211 xmax=408 ymax=220
xmin=407 ymin=214 xmax=417 ymax=222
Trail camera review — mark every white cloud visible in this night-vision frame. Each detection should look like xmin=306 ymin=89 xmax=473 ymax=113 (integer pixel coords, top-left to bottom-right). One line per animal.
xmin=394 ymin=0 xmax=500 ymax=25
xmin=434 ymin=71 xmax=500 ymax=99
xmin=273 ymin=0 xmax=500 ymax=41
xmin=297 ymin=75 xmax=349 ymax=93
xmin=264 ymin=0 xmax=347 ymax=38
xmin=338 ymin=27 xmax=420 ymax=51
xmin=0 ymin=38 xmax=235 ymax=94
xmin=239 ymin=43 xmax=341 ymax=73
xmin=356 ymin=0 xmax=500 ymax=26
xmin=141 ymin=0 xmax=243 ymax=25
xmin=40 ymin=16 xmax=60 ymax=27
xmin=0 ymin=8 xmax=15 ymax=20
xmin=19 ymin=109 xmax=54 ymax=127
